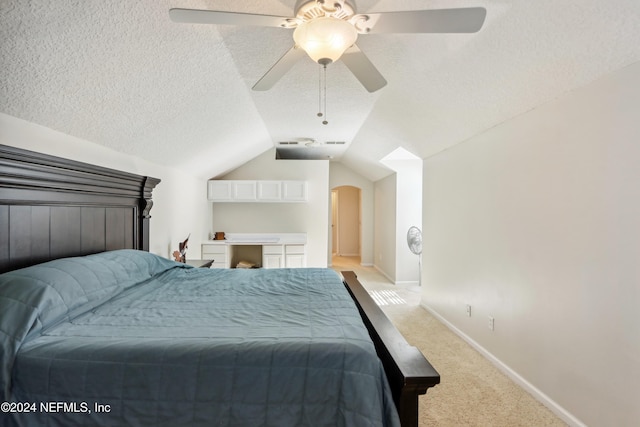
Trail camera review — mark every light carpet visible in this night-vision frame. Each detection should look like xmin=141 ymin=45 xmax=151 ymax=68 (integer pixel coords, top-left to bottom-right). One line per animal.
xmin=331 ymin=256 xmax=566 ymax=427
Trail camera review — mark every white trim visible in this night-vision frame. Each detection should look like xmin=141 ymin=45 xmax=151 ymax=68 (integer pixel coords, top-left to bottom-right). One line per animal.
xmin=420 ymin=302 xmax=587 ymax=427
xmin=372 ymin=265 xmax=418 ymax=286
xmin=331 ymin=190 xmax=339 ymax=256
xmin=373 ymin=264 xmax=394 ymax=283
xmin=395 ymin=280 xmax=418 ymax=286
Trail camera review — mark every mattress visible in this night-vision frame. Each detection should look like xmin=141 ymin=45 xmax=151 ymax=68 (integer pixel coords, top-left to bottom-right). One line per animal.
xmin=0 ymin=250 xmax=399 ymax=427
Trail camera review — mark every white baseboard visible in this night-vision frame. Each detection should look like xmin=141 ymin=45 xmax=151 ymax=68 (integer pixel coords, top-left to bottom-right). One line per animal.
xmin=373 ymin=265 xmax=394 ymax=283
xmin=372 ymin=265 xmax=418 ymax=286
xmin=395 ymin=280 xmax=419 ymax=286
xmin=420 ymin=302 xmax=586 ymax=427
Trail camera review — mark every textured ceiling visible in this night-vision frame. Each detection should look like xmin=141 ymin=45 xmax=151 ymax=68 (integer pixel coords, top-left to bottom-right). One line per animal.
xmin=1 ymin=0 xmax=639 ymax=180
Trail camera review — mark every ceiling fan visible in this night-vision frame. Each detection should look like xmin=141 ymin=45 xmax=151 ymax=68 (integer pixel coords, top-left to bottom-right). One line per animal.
xmin=169 ymin=0 xmax=486 ymax=93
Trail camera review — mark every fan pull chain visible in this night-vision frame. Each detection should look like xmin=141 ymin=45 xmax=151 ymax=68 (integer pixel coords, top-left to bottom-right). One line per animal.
xmin=321 ymin=64 xmax=328 ymax=125
xmin=317 ymin=64 xmax=323 ymax=119
xmin=316 ymin=64 xmax=328 ymax=125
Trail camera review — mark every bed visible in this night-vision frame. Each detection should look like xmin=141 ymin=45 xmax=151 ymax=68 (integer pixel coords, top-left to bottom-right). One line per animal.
xmin=0 ymin=144 xmax=440 ymax=426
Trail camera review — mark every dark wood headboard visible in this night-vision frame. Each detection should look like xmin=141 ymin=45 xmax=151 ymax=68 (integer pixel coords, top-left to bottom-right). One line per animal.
xmin=0 ymin=144 xmax=160 ymax=273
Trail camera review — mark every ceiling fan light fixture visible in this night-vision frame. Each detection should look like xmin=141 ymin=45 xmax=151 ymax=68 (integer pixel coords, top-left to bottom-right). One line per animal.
xmin=293 ymin=17 xmax=357 ymax=64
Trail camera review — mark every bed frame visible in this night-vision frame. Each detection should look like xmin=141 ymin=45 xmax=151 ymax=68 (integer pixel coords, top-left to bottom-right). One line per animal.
xmin=0 ymin=144 xmax=440 ymax=427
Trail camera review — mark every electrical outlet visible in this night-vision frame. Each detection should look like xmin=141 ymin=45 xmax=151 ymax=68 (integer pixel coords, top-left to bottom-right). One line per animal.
xmin=488 ymin=316 xmax=495 ymax=331
xmin=466 ymin=305 xmax=472 ymax=317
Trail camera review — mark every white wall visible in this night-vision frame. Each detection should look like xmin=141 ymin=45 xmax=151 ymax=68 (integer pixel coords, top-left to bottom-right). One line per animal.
xmin=329 ymin=162 xmax=374 ymax=265
xmin=210 ymin=148 xmax=329 ymax=267
xmin=421 ymin=62 xmax=640 ymax=427
xmin=374 ymin=173 xmax=397 ymax=281
xmin=0 ymin=113 xmax=211 ymax=260
xmin=383 ymin=156 xmax=422 ymax=284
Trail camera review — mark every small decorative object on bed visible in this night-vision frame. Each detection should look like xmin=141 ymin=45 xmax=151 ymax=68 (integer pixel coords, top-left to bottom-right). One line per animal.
xmin=172 ymin=234 xmax=190 ymax=262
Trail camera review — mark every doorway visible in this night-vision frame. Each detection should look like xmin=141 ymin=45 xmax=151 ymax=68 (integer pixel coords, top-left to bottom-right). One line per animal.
xmin=331 ymin=185 xmax=361 ymax=261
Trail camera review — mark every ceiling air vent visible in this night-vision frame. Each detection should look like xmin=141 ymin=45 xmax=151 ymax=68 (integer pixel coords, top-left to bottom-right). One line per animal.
xmin=325 ymin=141 xmax=346 ymax=145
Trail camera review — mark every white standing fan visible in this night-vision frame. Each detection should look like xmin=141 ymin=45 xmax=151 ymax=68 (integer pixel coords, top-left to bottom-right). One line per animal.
xmin=407 ymin=226 xmax=423 ymax=286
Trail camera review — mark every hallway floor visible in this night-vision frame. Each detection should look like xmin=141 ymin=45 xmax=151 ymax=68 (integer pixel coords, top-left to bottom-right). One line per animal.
xmin=331 ymin=255 xmax=422 ymax=306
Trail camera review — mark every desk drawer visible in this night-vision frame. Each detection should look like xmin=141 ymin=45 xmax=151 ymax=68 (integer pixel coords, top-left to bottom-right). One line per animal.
xmin=202 ymin=245 xmax=227 ymax=262
xmin=262 ymin=244 xmax=284 ymax=255
xmin=285 ymin=244 xmax=305 ymax=254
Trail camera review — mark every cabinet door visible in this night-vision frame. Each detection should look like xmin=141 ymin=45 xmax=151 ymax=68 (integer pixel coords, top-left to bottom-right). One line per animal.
xmin=285 ymin=254 xmax=305 ymax=268
xmin=263 ymin=254 xmax=283 ymax=269
xmin=285 ymin=244 xmax=306 ymax=268
xmin=202 ymin=244 xmax=228 ymax=268
xmin=207 ymin=181 xmax=233 ymax=201
xmin=233 ymin=181 xmax=257 ymax=201
xmin=262 ymin=245 xmax=283 ymax=269
xmin=257 ymin=181 xmax=282 ymax=201
xmin=282 ymin=181 xmax=307 ymax=202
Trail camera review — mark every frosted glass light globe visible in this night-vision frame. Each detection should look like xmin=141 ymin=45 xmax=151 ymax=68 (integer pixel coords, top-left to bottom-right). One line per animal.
xmin=293 ymin=17 xmax=358 ymax=64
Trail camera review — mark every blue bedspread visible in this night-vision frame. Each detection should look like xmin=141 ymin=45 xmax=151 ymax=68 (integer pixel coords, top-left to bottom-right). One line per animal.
xmin=0 ymin=250 xmax=399 ymax=427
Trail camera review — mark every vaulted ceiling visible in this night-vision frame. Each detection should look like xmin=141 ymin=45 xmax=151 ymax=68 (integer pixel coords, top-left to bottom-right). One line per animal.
xmin=1 ymin=0 xmax=639 ymax=181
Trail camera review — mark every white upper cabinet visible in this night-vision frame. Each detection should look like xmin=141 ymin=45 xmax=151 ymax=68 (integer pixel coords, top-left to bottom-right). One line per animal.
xmin=233 ymin=181 xmax=257 ymax=201
xmin=208 ymin=180 xmax=307 ymax=203
xmin=257 ymin=181 xmax=282 ymax=201
xmin=207 ymin=181 xmax=257 ymax=201
xmin=207 ymin=180 xmax=233 ymax=200
xmin=282 ymin=181 xmax=307 ymax=202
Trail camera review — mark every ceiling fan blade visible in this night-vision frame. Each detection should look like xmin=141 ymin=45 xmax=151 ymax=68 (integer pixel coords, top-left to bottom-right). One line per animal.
xmin=341 ymin=45 xmax=387 ymax=93
xmin=169 ymin=8 xmax=292 ymax=28
xmin=252 ymin=46 xmax=306 ymax=91
xmin=358 ymin=7 xmax=487 ymax=34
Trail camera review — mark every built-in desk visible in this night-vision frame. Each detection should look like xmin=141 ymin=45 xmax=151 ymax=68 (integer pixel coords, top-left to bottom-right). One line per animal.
xmin=202 ymin=233 xmax=307 ymax=269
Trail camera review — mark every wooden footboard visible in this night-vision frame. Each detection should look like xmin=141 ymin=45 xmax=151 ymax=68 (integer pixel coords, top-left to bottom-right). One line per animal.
xmin=342 ymin=271 xmax=440 ymax=427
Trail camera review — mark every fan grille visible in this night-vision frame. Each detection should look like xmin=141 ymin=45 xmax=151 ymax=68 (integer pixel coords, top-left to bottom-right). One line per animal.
xmin=407 ymin=226 xmax=422 ymax=255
